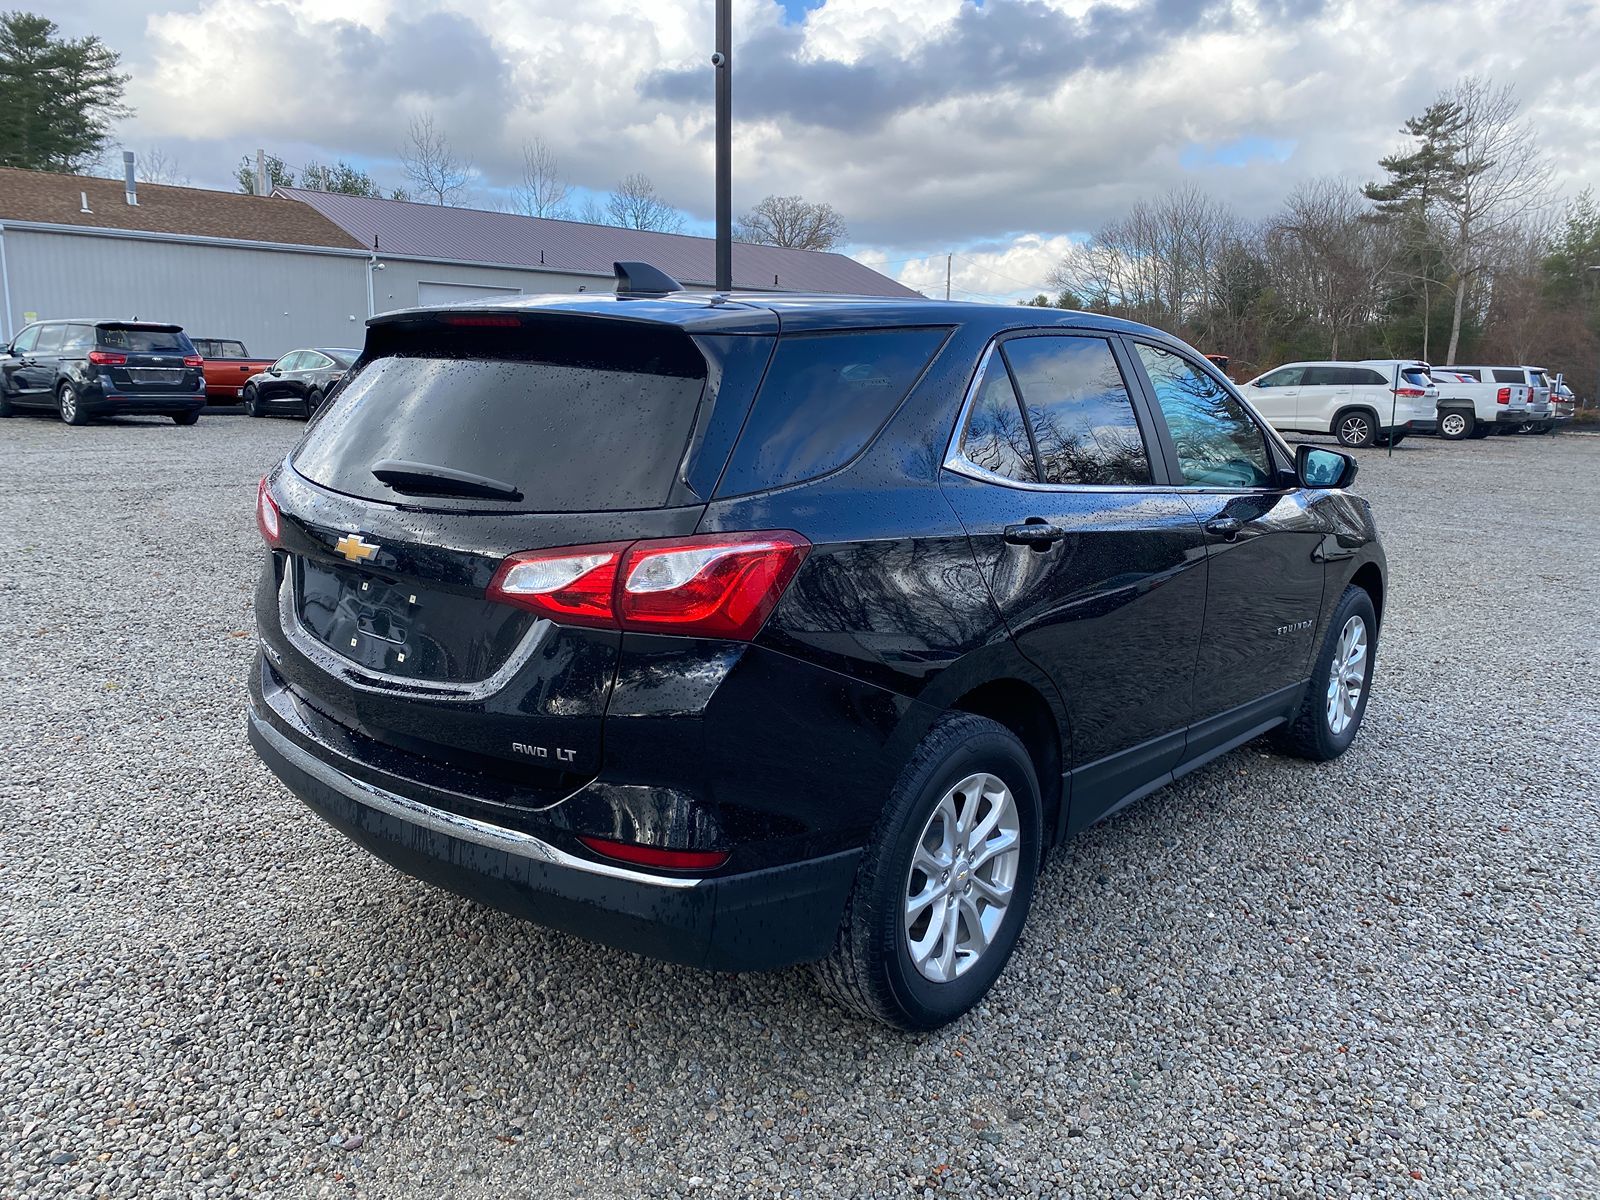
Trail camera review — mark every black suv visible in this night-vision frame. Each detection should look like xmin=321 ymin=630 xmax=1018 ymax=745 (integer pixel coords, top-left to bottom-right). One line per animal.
xmin=0 ymin=319 xmax=207 ymax=425
xmin=248 ymin=266 xmax=1385 ymax=1029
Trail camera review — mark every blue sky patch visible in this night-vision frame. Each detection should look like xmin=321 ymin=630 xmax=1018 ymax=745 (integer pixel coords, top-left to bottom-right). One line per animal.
xmin=1180 ymin=136 xmax=1297 ymax=169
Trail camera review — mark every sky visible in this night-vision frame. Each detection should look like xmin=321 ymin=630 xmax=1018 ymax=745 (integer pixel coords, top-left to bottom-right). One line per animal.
xmin=44 ymin=0 xmax=1600 ymax=301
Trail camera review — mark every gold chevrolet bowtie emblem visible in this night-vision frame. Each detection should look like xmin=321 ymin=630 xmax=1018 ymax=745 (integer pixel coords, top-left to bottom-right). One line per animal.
xmin=334 ymin=533 xmax=379 ymax=563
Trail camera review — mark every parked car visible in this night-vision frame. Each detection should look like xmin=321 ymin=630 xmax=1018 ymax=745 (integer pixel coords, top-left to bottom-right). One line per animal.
xmin=1551 ymin=377 xmax=1576 ymax=427
xmin=242 ymin=348 xmax=358 ymax=418
xmin=1241 ymin=359 xmax=1435 ymax=447
xmin=1447 ymin=365 xmax=1555 ymax=434
xmin=1422 ymin=368 xmax=1532 ymax=440
xmin=189 ymin=337 xmax=277 ymax=404
xmin=0 ymin=319 xmax=206 ymax=426
xmin=247 ymin=268 xmax=1387 ymax=1029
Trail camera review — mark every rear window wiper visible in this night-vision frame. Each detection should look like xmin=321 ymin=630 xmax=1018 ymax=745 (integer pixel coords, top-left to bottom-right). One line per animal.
xmin=370 ymin=459 xmax=524 ymax=502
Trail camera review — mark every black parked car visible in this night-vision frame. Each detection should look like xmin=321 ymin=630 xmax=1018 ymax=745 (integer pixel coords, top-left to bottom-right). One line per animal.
xmin=242 ymin=347 xmax=358 ymax=418
xmin=0 ymin=319 xmax=206 ymax=425
xmin=248 ymin=266 xmax=1385 ymax=1029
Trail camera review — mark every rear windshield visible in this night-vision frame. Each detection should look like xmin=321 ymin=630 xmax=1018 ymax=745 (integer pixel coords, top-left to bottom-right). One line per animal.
xmin=1401 ymin=368 xmax=1430 ymax=388
xmin=98 ymin=326 xmax=191 ymax=353
xmin=292 ymin=321 xmax=707 ymax=512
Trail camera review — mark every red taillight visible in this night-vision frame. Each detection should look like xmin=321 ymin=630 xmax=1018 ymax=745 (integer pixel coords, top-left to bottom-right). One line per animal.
xmin=256 ymin=477 xmax=281 ymax=547
xmin=1394 ymin=386 xmax=1426 ymax=398
xmin=1497 ymin=387 xmax=1512 ymax=404
xmin=87 ymin=350 xmax=126 ymax=366
xmin=487 ymin=531 xmax=811 ymax=640
xmin=183 ymin=354 xmax=203 ymax=368
xmin=578 ymin=835 xmax=730 ymax=871
xmin=440 ymin=314 xmax=520 ymax=327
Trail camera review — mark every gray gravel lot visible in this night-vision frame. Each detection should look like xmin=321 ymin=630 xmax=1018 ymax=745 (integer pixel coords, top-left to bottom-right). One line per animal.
xmin=2 ymin=412 xmax=1597 ymax=1199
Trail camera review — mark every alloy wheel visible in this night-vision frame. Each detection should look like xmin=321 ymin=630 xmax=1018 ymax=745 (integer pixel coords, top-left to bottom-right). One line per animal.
xmin=1325 ymin=615 xmax=1368 ymax=736
xmin=1339 ymin=416 xmax=1371 ymax=445
xmin=59 ymin=386 xmax=77 ymax=423
xmin=903 ymin=772 xmax=1021 ymax=983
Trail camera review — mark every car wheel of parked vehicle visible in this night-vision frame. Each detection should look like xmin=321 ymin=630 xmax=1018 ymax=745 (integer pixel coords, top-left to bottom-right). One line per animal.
xmin=1438 ymin=410 xmax=1473 ymax=440
xmin=57 ymin=382 xmax=89 ymax=426
xmin=0 ymin=389 xmax=13 ymax=417
xmin=172 ymin=411 xmax=200 ymax=426
xmin=243 ymin=385 xmax=263 ymax=417
xmin=1273 ymin=585 xmax=1377 ymax=762
xmin=813 ymin=712 xmax=1041 ymax=1030
xmin=1335 ymin=410 xmax=1376 ymax=448
xmin=1469 ymin=426 xmax=1492 ymax=439
xmin=304 ymin=388 xmax=322 ymax=419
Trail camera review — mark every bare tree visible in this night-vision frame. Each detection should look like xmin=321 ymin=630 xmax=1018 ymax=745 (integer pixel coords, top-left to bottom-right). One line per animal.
xmin=1434 ymin=78 xmax=1555 ymax=363
xmin=1269 ymin=179 xmax=1397 ymax=359
xmin=510 ymin=137 xmax=571 ymax=219
xmin=604 ymin=173 xmax=685 ymax=233
xmin=136 ymin=146 xmax=188 ymax=186
xmin=400 ymin=113 xmax=471 ymax=206
xmin=736 ymin=194 xmax=848 ymax=250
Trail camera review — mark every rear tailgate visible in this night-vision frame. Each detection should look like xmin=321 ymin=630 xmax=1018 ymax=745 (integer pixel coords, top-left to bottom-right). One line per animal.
xmin=260 ymin=308 xmax=771 ymax=797
xmin=95 ymin=323 xmax=202 ymax=393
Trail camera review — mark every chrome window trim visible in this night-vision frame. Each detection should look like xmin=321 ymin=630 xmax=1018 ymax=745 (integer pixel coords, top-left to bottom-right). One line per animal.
xmin=940 ymin=334 xmax=1166 ymax=494
xmin=250 ymin=714 xmax=704 ymax=889
xmin=277 ymin=558 xmax=554 ymax=702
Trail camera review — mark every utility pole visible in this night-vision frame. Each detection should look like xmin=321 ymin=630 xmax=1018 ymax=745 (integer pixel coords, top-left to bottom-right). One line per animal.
xmin=714 ymin=0 xmax=732 ymax=291
xmin=255 ymin=148 xmax=266 ymax=197
xmin=945 ymin=254 xmax=951 ymax=301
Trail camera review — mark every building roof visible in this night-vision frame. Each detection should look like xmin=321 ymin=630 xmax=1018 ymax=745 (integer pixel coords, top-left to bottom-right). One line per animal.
xmin=0 ymin=167 xmax=365 ymax=249
xmin=281 ymin=188 xmax=920 ymax=298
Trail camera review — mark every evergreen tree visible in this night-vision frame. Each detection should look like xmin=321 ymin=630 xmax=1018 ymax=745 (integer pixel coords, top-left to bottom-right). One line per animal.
xmin=0 ymin=12 xmax=130 ymax=172
xmin=235 ymin=153 xmax=296 ymax=194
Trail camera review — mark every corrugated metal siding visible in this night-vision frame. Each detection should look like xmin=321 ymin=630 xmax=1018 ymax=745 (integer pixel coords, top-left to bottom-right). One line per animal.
xmin=284 ymin=189 xmax=921 ymax=297
xmin=1 ymin=229 xmax=367 ymax=357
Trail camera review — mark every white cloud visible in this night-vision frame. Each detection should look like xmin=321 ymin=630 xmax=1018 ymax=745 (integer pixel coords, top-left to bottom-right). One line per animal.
xmin=93 ymin=0 xmax=1600 ymax=262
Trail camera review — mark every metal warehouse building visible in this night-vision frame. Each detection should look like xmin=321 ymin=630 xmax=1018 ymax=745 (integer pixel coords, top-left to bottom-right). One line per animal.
xmin=0 ymin=165 xmax=917 ymax=358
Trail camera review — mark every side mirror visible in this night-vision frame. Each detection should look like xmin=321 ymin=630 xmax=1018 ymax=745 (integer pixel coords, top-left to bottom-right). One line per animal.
xmin=1296 ymin=444 xmax=1357 ymax=489
xmin=1248 ymin=379 xmax=1262 ymax=387
xmin=268 ymin=366 xmax=281 ymax=376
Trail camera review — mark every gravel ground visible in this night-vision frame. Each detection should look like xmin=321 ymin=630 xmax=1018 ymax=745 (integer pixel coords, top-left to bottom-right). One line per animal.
xmin=2 ymin=411 xmax=1596 ymax=1200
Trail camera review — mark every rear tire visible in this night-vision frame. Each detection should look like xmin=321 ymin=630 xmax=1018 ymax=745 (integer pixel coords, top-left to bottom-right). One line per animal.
xmin=304 ymin=388 xmax=322 ymax=419
xmin=172 ymin=410 xmax=199 ymax=426
xmin=0 ymin=389 xmax=13 ymax=417
xmin=1437 ymin=410 xmax=1473 ymax=440
xmin=243 ymin=385 xmax=263 ymax=417
xmin=1468 ymin=426 xmax=1492 ymax=440
xmin=1272 ymin=585 xmax=1377 ymax=762
xmin=812 ymin=713 xmax=1041 ymax=1031
xmin=1334 ymin=410 xmax=1376 ymax=448
xmin=58 ymin=382 xmax=89 ymax=426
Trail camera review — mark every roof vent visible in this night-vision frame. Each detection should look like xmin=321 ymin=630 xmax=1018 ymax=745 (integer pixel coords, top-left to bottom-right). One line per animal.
xmin=79 ymin=191 xmax=91 ymax=214
xmin=614 ymin=261 xmax=682 ymax=296
xmin=122 ymin=150 xmax=137 ymax=207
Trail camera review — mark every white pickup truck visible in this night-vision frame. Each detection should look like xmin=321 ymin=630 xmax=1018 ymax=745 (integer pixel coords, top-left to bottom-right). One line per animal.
xmin=1424 ymin=369 xmax=1533 ymax=440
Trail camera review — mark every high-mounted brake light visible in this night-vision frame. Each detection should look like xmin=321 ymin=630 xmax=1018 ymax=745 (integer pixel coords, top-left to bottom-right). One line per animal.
xmin=256 ymin=477 xmax=281 ymax=547
xmin=439 ymin=314 xmax=521 ymax=327
xmin=487 ymin=531 xmax=811 ymax=641
xmin=87 ymin=350 xmax=126 ymax=366
xmin=578 ymin=835 xmax=730 ymax=871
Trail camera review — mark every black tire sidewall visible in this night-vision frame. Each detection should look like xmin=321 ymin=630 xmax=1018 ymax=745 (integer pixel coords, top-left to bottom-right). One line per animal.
xmin=1336 ymin=411 xmax=1374 ymax=447
xmin=1306 ymin=588 xmax=1378 ymax=758
xmin=873 ymin=726 xmax=1041 ymax=1029
xmin=244 ymin=387 xmax=261 ymax=417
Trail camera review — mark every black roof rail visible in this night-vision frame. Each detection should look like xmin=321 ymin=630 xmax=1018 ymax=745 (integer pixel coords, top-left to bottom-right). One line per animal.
xmin=614 ymin=261 xmax=684 ymax=296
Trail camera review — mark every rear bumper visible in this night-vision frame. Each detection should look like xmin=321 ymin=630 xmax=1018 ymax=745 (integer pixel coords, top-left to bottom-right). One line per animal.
xmin=85 ymin=390 xmax=207 ymax=416
xmin=246 ymin=700 xmax=861 ymax=972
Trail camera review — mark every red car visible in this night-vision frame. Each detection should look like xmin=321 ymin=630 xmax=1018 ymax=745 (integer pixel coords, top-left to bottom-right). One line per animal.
xmin=189 ymin=338 xmax=276 ymax=403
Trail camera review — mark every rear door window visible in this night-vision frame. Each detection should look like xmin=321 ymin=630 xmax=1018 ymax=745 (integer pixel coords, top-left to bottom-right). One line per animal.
xmin=956 ymin=355 xmax=1037 ymax=484
xmin=1001 ymin=335 xmax=1151 ymax=486
xmin=715 ymin=328 xmax=947 ymax=497
xmin=32 ymin=325 xmax=64 ymax=353
xmin=293 ymin=319 xmax=709 ymax=513
xmin=58 ymin=325 xmax=95 ymax=355
xmin=1301 ymin=366 xmax=1343 ymax=387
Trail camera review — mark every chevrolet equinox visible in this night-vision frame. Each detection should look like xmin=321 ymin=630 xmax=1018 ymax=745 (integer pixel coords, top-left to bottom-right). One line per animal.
xmin=248 ymin=263 xmax=1385 ymax=1029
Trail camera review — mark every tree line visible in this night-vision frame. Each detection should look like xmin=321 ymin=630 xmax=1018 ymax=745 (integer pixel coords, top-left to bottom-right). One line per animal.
xmin=1030 ymin=78 xmax=1598 ymax=391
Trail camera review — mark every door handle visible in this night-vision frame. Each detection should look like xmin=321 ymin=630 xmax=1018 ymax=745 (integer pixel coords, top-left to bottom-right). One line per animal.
xmin=1003 ymin=522 xmax=1068 ymax=547
xmin=1205 ymin=517 xmax=1243 ymax=540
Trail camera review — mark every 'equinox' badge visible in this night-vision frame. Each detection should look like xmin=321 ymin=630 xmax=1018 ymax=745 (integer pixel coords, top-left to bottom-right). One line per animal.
xmin=335 ymin=533 xmax=379 ymax=563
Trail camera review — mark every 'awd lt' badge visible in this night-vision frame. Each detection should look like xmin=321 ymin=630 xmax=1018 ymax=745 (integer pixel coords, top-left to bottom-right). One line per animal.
xmin=335 ymin=533 xmax=379 ymax=563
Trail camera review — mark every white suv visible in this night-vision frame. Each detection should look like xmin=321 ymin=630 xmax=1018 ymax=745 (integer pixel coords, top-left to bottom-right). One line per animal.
xmin=1242 ymin=360 xmax=1437 ymax=447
